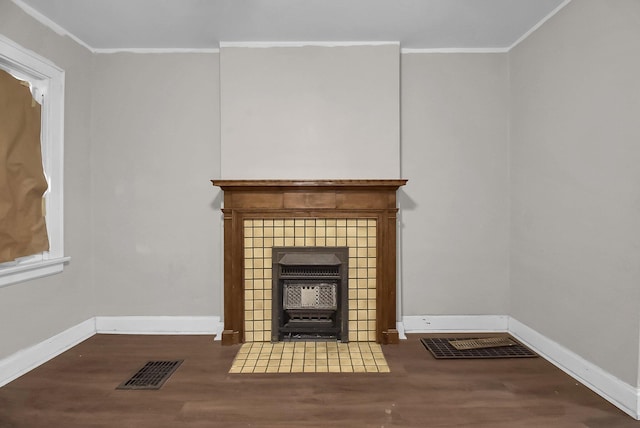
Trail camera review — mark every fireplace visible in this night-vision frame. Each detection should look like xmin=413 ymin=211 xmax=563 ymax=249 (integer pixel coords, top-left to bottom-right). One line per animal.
xmin=211 ymin=179 xmax=407 ymax=345
xmin=272 ymin=247 xmax=349 ymax=342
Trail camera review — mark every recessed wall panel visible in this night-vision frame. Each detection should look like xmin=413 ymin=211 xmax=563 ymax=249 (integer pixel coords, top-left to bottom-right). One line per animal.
xmin=220 ymin=44 xmax=400 ymax=179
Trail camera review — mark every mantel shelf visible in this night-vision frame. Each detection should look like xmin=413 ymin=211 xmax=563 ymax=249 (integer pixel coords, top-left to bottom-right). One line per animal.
xmin=211 ymin=179 xmax=408 ymax=192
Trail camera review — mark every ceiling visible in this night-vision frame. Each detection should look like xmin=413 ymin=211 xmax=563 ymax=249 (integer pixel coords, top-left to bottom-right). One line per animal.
xmin=14 ymin=0 xmax=568 ymax=52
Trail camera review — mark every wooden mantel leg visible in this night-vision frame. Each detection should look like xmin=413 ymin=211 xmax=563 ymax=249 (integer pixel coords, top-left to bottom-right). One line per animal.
xmin=378 ymin=209 xmax=400 ymax=345
xmin=221 ymin=208 xmax=243 ymax=345
xmin=382 ymin=329 xmax=400 ymax=344
xmin=221 ymin=330 xmax=240 ymax=345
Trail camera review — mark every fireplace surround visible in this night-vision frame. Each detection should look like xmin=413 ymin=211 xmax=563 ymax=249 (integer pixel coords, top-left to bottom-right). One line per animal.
xmin=211 ymin=179 xmax=407 ymax=345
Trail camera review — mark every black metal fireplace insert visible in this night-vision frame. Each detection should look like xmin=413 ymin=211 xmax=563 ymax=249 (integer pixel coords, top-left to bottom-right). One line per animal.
xmin=271 ymin=247 xmax=349 ymax=342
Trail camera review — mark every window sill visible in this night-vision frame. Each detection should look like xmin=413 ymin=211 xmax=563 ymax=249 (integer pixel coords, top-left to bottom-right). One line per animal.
xmin=0 ymin=256 xmax=71 ymax=288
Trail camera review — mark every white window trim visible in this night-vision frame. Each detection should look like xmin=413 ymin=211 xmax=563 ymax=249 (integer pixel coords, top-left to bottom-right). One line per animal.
xmin=0 ymin=34 xmax=70 ymax=288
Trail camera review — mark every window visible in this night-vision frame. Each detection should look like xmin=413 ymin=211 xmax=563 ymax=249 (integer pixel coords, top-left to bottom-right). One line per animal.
xmin=0 ymin=34 xmax=69 ymax=287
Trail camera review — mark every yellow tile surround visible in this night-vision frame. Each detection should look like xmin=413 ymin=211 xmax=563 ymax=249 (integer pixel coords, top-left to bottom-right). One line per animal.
xmin=244 ymin=218 xmax=377 ymax=343
xmin=229 ymin=341 xmax=390 ymax=374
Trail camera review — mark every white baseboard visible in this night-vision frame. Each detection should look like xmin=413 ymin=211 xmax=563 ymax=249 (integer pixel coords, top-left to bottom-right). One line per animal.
xmin=95 ymin=316 xmax=223 ymax=336
xmin=0 ymin=318 xmax=95 ymax=387
xmin=401 ymin=315 xmax=509 ymax=333
xmin=396 ymin=321 xmax=407 ymax=339
xmin=509 ymin=318 xmax=640 ymax=420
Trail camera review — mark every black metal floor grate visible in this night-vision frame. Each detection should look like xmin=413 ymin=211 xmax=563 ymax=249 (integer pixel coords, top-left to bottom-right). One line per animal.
xmin=117 ymin=360 xmax=183 ymax=390
xmin=421 ymin=337 xmax=537 ymax=359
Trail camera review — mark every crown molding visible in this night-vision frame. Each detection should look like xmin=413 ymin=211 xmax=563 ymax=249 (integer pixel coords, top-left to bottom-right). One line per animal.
xmin=11 ymin=0 xmax=94 ymax=52
xmin=220 ymin=41 xmax=400 ymax=49
xmin=509 ymin=0 xmax=573 ymax=50
xmin=93 ymin=48 xmax=220 ymax=54
xmin=401 ymin=47 xmax=509 ymax=54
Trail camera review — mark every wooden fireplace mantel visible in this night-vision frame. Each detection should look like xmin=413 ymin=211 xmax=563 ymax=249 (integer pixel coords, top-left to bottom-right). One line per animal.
xmin=211 ymin=179 xmax=407 ymax=345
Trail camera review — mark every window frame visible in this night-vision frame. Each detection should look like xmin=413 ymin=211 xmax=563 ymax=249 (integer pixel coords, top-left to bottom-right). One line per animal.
xmin=0 ymin=34 xmax=69 ymax=287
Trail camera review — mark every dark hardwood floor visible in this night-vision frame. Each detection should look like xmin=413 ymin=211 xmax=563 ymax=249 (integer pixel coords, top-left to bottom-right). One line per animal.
xmin=0 ymin=333 xmax=637 ymax=427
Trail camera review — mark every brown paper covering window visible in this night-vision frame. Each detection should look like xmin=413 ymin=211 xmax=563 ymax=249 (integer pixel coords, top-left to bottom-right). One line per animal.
xmin=0 ymin=69 xmax=49 ymax=263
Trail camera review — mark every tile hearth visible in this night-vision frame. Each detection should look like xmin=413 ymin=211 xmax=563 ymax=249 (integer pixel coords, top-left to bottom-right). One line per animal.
xmin=229 ymin=341 xmax=390 ymax=374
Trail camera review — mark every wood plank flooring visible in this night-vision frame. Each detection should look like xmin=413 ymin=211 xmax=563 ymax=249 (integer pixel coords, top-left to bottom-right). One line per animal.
xmin=0 ymin=333 xmax=637 ymax=427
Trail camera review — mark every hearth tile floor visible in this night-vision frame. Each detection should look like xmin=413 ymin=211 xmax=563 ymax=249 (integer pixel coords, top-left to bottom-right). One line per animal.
xmin=229 ymin=341 xmax=390 ymax=373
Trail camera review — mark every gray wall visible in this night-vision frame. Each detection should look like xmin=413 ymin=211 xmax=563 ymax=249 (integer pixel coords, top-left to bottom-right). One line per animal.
xmin=510 ymin=0 xmax=640 ymax=385
xmin=220 ymin=45 xmax=400 ymax=179
xmin=400 ymin=53 xmax=510 ymax=316
xmin=91 ymin=53 xmax=222 ymax=316
xmin=0 ymin=1 xmax=94 ymax=358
